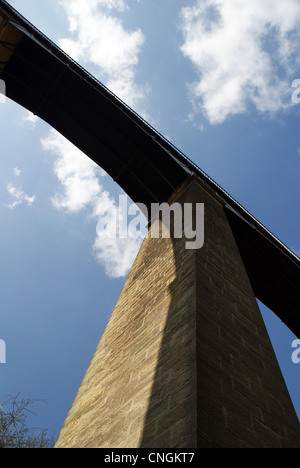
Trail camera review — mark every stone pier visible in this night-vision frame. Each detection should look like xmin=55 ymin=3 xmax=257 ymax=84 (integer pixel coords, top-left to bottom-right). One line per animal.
xmin=55 ymin=179 xmax=300 ymax=448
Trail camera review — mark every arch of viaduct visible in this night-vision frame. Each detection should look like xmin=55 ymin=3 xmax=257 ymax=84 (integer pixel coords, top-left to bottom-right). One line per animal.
xmin=0 ymin=0 xmax=299 ymax=339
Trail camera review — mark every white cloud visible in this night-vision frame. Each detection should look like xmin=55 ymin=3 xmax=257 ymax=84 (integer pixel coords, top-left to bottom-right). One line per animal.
xmin=13 ymin=167 xmax=21 ymax=177
xmin=7 ymin=184 xmax=36 ymax=209
xmin=93 ymin=234 xmax=143 ymax=278
xmin=38 ymin=0 xmax=148 ymax=278
xmin=59 ymin=0 xmax=147 ymax=110
xmin=180 ymin=0 xmax=300 ymax=124
xmin=23 ymin=111 xmax=39 ymax=127
xmin=93 ymin=195 xmax=144 ymax=278
xmin=41 ymin=129 xmax=103 ymax=213
xmin=41 ymin=129 xmax=143 ymax=278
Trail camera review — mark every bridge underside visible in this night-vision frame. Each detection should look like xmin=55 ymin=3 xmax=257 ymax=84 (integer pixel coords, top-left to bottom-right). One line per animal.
xmin=0 ymin=0 xmax=299 ymax=339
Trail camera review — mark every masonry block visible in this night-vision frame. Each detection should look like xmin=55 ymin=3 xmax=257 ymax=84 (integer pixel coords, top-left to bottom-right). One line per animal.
xmin=55 ymin=178 xmax=300 ymax=448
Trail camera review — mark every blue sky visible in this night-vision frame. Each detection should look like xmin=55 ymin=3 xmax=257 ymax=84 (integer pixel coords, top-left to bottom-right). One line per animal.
xmin=0 ymin=0 xmax=299 ymax=440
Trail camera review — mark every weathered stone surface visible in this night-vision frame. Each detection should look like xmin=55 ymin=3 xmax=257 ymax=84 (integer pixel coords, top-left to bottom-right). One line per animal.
xmin=55 ymin=178 xmax=300 ymax=448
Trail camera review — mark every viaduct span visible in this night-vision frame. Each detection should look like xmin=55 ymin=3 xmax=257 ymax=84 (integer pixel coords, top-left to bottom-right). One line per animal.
xmin=0 ymin=0 xmax=299 ymax=448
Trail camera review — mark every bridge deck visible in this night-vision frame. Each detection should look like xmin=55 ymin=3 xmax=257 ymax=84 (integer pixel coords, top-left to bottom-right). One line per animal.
xmin=0 ymin=0 xmax=299 ymax=337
